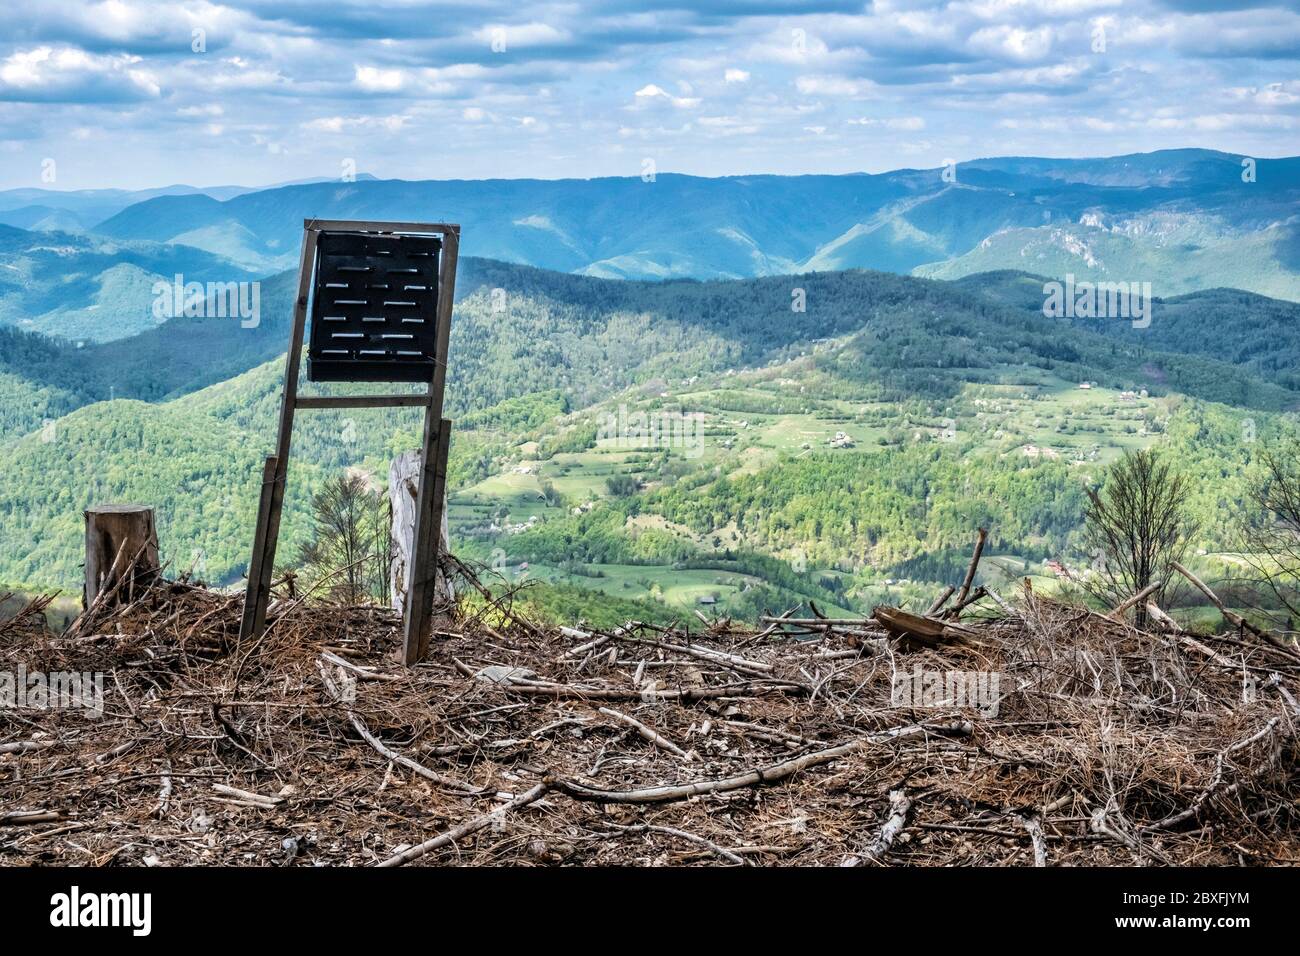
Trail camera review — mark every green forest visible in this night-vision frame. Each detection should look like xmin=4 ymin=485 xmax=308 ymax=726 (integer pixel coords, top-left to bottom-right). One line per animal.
xmin=4 ymin=259 xmax=1300 ymax=627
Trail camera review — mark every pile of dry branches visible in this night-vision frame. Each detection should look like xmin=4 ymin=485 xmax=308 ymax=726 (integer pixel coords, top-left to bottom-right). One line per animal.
xmin=1 ymin=568 xmax=1297 ymax=866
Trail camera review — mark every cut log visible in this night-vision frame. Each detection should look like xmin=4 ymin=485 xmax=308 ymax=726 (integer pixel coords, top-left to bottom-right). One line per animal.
xmin=83 ymin=505 xmax=159 ymax=609
xmin=388 ymin=449 xmax=453 ymax=618
xmin=872 ymin=605 xmax=976 ymax=647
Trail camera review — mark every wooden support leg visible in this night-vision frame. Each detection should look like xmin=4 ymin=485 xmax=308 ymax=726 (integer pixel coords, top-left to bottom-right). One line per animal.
xmin=238 ymin=225 xmax=316 ymax=643
xmin=402 ymin=417 xmax=452 ymax=664
xmin=251 ymin=453 xmax=293 ymax=633
xmin=239 ymin=456 xmax=280 ymax=641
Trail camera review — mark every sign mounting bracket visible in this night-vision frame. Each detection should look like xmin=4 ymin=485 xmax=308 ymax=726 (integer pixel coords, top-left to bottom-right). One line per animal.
xmin=238 ymin=218 xmax=460 ymax=665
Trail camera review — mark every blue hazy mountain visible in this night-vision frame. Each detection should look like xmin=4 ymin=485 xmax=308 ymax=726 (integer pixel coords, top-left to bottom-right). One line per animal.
xmin=0 ymin=174 xmax=380 ymax=234
xmin=3 ymin=149 xmax=1295 ymax=349
xmin=0 ymin=224 xmax=258 ymax=342
xmin=88 ymin=149 xmax=1300 ymax=299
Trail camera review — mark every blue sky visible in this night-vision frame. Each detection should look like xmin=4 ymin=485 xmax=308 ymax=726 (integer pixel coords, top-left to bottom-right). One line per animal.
xmin=0 ymin=0 xmax=1297 ymax=189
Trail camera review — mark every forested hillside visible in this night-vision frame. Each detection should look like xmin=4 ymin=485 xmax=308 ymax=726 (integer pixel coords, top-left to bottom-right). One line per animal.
xmin=955 ymin=272 xmax=1300 ymax=392
xmin=4 ymin=257 xmax=1297 ymax=620
xmin=0 ymin=224 xmax=259 ymax=341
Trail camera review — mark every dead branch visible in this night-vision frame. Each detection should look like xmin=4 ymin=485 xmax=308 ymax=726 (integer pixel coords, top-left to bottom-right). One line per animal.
xmin=374 ymin=783 xmax=550 ymax=867
xmin=951 ymin=528 xmax=988 ymax=611
xmin=598 ymin=707 xmax=694 ymax=761
xmin=844 ymin=788 xmax=912 ymax=866
xmin=549 ymin=722 xmax=971 ymax=805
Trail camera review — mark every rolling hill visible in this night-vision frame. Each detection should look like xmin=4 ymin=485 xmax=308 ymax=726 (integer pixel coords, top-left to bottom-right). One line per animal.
xmin=4 ymin=148 xmax=1297 ymax=615
xmin=3 ymin=259 xmax=1297 ymax=617
xmin=952 ymin=271 xmax=1300 ymax=391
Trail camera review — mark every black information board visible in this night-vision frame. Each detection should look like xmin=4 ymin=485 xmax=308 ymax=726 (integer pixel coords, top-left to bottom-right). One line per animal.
xmin=307 ymin=230 xmax=442 ymax=382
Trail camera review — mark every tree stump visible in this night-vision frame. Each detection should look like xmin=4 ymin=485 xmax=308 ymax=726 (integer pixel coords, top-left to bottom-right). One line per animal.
xmin=84 ymin=505 xmax=160 ymax=609
xmin=389 ymin=451 xmax=453 ymax=617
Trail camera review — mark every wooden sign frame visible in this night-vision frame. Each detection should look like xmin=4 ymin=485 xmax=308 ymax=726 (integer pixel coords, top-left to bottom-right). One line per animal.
xmin=238 ymin=218 xmax=460 ymax=665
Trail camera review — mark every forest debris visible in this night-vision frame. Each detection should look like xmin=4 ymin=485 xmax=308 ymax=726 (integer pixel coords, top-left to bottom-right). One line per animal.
xmin=926 ymin=586 xmax=956 ymax=617
xmin=598 ymin=707 xmax=694 ymax=761
xmin=1107 ymin=581 xmax=1162 ymax=621
xmin=1 ymin=572 xmax=1297 ymax=867
xmin=1144 ymin=601 xmax=1186 ymax=634
xmin=1019 ymin=814 xmax=1048 ymax=867
xmin=0 ymin=740 xmax=50 ymax=755
xmin=603 ymin=822 xmax=748 ymax=865
xmin=0 ymin=810 xmax=65 ymax=825
xmin=843 ymin=789 xmax=912 ymax=866
xmin=376 ymin=783 xmax=550 ymax=867
xmin=1172 ymin=560 xmax=1300 ymax=661
xmin=474 ymin=664 xmax=538 ymax=684
xmin=319 ymin=658 xmax=485 ymax=795
xmin=211 ymin=784 xmax=282 ymax=807
xmin=946 ymin=527 xmax=988 ymax=617
xmin=872 ymin=606 xmax=977 ymax=647
xmin=549 ymin=722 xmax=970 ymax=805
xmin=985 ymin=588 xmax=1017 ymax=617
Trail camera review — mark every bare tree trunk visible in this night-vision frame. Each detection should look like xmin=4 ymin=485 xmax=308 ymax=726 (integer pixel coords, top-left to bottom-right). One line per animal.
xmin=388 ymin=450 xmax=453 ymax=617
xmin=84 ymin=505 xmax=160 ymax=609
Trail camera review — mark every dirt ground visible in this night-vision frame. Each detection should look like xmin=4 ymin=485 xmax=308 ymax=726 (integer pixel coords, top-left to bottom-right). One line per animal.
xmin=2 ymin=577 xmax=1297 ymax=866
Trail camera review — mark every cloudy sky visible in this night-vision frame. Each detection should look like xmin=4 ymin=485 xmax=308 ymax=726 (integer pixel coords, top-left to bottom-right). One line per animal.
xmin=0 ymin=0 xmax=1297 ymax=190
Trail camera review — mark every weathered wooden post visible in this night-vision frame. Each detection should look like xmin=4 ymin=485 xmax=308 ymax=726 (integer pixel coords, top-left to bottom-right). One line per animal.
xmin=389 ymin=447 xmax=453 ymax=622
xmin=84 ymin=504 xmax=160 ymax=608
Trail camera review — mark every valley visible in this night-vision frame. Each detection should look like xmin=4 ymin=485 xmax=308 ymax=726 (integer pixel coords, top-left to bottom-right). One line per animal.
xmin=3 ymin=149 xmax=1299 ymax=628
xmin=4 ymin=256 xmax=1297 ymax=626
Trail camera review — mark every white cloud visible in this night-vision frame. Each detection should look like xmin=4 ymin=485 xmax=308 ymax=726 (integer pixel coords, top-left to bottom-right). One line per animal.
xmin=698 ymin=115 xmax=761 ymax=135
xmin=0 ymin=45 xmax=160 ymax=101
xmin=0 ymin=0 xmax=1297 ymax=186
xmin=633 ymin=83 xmax=700 ymax=108
xmin=425 ymin=63 xmax=488 ymax=82
xmin=849 ymin=116 xmax=926 ymax=131
xmin=472 ymin=23 xmax=570 ymax=48
xmin=969 ymin=25 xmax=1054 ymax=61
xmin=354 ymin=65 xmax=406 ymax=92
xmin=303 ymin=114 xmax=411 ymax=133
xmin=795 ymin=75 xmax=877 ymax=98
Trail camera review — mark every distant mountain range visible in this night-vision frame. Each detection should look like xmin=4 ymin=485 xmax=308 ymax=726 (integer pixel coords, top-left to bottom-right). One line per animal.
xmin=0 ymin=224 xmax=260 ymax=342
xmin=0 ymin=174 xmax=379 ymax=235
xmin=3 ymin=148 xmax=1298 ymax=612
xmin=87 ymin=150 xmax=1298 ymax=292
xmin=0 ymin=149 xmax=1295 ymax=347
